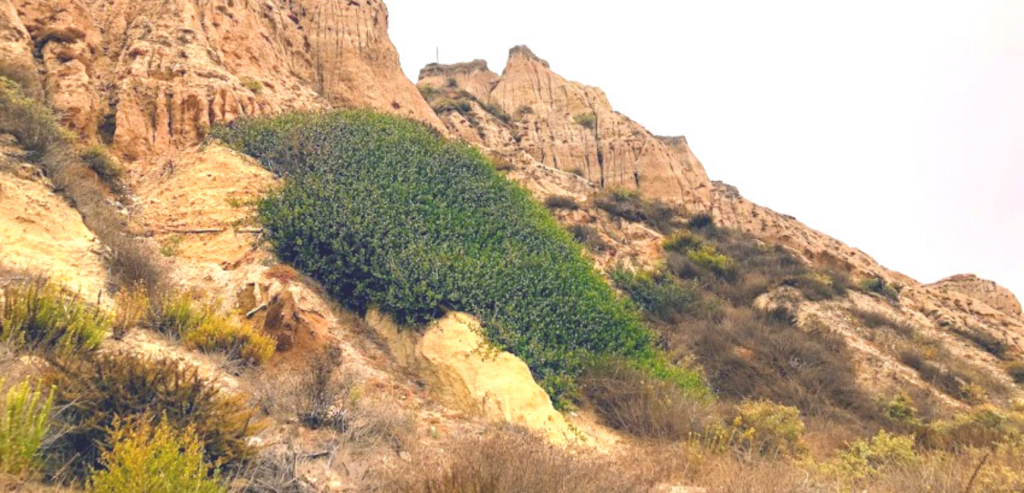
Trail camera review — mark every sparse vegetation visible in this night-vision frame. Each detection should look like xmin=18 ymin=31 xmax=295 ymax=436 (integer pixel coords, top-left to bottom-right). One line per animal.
xmin=593 ymin=188 xmax=683 ymax=233
xmin=860 ymin=277 xmax=901 ymax=301
xmin=0 ymin=379 xmax=54 ymax=477
xmin=1007 ymin=361 xmax=1024 ymax=385
xmin=398 ymin=425 xmax=655 ymax=493
xmin=46 ymin=352 xmax=258 ymax=477
xmin=149 ymin=291 xmax=275 ymax=365
xmin=581 ymin=357 xmax=710 ymax=441
xmin=951 ymin=325 xmax=1010 ymax=360
xmin=112 ymin=284 xmax=148 ymax=340
xmin=0 ymin=75 xmax=166 ymax=294
xmin=88 ymin=417 xmax=226 ymax=493
xmin=544 ymin=194 xmax=579 ymax=210
xmin=79 ymin=145 xmax=125 ymax=194
xmin=215 ymin=110 xmax=704 ymax=403
xmin=573 ymin=112 xmax=597 ymax=130
xmin=297 ymin=346 xmax=346 ymax=430
xmin=0 ymin=280 xmax=109 ymax=356
xmin=569 ymin=224 xmax=610 ymax=251
xmin=240 ymin=77 xmax=263 ymax=95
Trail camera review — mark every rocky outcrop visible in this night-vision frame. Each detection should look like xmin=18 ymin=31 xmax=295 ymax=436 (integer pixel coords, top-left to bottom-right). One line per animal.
xmin=366 ymin=309 xmax=574 ymax=444
xmin=6 ymin=0 xmax=440 ymax=161
xmin=419 ymin=46 xmax=715 ymax=210
xmin=929 ymin=274 xmax=1023 ymax=319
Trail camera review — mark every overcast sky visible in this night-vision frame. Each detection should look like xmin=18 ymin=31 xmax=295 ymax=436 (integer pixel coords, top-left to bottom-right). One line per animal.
xmin=387 ymin=0 xmax=1024 ymax=301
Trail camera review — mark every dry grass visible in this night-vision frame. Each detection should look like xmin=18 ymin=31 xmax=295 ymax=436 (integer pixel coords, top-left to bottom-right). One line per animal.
xmin=397 ymin=426 xmax=659 ymax=493
xmin=673 ymin=307 xmax=877 ymax=425
xmin=581 ymin=357 xmax=713 ymax=441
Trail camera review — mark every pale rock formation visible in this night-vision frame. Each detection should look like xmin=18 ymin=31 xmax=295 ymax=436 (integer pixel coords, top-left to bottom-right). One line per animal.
xmin=7 ymin=0 xmax=440 ymax=161
xmin=366 ymin=309 xmax=575 ymax=444
xmin=929 ymin=274 xmax=1023 ymax=319
xmin=419 ymin=59 xmax=498 ymax=103
xmin=0 ymin=136 xmax=108 ymax=296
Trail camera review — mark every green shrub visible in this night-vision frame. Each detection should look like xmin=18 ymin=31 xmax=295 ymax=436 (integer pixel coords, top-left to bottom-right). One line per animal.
xmin=0 ymin=379 xmax=54 ymax=477
xmin=688 ymin=212 xmax=715 ymax=231
xmin=921 ymin=406 xmax=1024 ymax=450
xmin=240 ymin=77 xmax=263 ymax=95
xmin=828 ymin=430 xmax=917 ymax=481
xmin=859 ymin=277 xmax=900 ymax=301
xmin=544 ymin=195 xmax=579 ymax=210
xmin=88 ymin=417 xmax=225 ymax=493
xmin=79 ymin=145 xmax=124 ymax=193
xmin=686 ymin=244 xmax=736 ymax=279
xmin=610 ymin=266 xmax=700 ymax=322
xmin=47 ymin=353 xmax=257 ymax=476
xmin=573 ymin=112 xmax=597 ymax=129
xmin=1008 ymin=361 xmax=1024 ymax=385
xmin=882 ymin=393 xmax=920 ymax=427
xmin=214 ymin=110 xmax=700 ymax=402
xmin=0 ymin=280 xmax=109 ymax=356
xmin=150 ymin=292 xmax=274 ymax=365
xmin=183 ymin=317 xmax=276 ymax=365
xmin=662 ymin=231 xmax=702 ymax=253
xmin=730 ymin=400 xmax=806 ymax=457
xmin=150 ymin=291 xmax=210 ymax=338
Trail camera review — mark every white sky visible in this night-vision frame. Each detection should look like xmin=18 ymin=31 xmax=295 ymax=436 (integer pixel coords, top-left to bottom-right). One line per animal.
xmin=387 ymin=0 xmax=1024 ymax=301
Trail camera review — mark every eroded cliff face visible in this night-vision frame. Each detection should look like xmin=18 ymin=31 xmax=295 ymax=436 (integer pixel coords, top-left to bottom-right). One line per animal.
xmin=417 ymin=46 xmax=1024 ymax=389
xmin=7 ymin=0 xmax=441 ymax=161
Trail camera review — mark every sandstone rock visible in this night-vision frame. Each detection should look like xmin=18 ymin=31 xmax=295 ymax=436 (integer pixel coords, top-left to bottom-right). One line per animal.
xmin=6 ymin=0 xmax=441 ymax=161
xmin=929 ymin=274 xmax=1022 ymax=319
xmin=366 ymin=309 xmax=574 ymax=444
xmin=0 ymin=147 xmax=108 ymax=297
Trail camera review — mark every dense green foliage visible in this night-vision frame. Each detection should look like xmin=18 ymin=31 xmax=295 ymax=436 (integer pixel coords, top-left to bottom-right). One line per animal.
xmin=88 ymin=418 xmax=225 ymax=493
xmin=0 ymin=379 xmax=54 ymax=476
xmin=215 ymin=111 xmax=699 ymax=400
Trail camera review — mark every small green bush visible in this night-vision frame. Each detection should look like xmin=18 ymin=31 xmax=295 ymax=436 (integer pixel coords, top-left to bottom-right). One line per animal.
xmin=1008 ymin=361 xmax=1024 ymax=385
xmin=610 ymin=266 xmax=700 ymax=322
xmin=921 ymin=406 xmax=1024 ymax=450
xmin=0 ymin=379 xmax=54 ymax=477
xmin=47 ymin=353 xmax=257 ymax=476
xmin=240 ymin=77 xmax=263 ymax=95
xmin=214 ymin=110 xmax=701 ymax=402
xmin=828 ymin=430 xmax=917 ymax=481
xmin=662 ymin=231 xmax=702 ymax=253
xmin=688 ymin=212 xmax=715 ymax=231
xmin=686 ymin=244 xmax=735 ymax=278
xmin=184 ymin=317 xmax=276 ymax=365
xmin=882 ymin=393 xmax=920 ymax=427
xmin=859 ymin=277 xmax=900 ymax=301
xmin=544 ymin=195 xmax=579 ymax=210
xmin=150 ymin=292 xmax=275 ymax=365
xmin=79 ymin=145 xmax=124 ymax=193
xmin=730 ymin=400 xmax=806 ymax=457
xmin=0 ymin=280 xmax=109 ymax=356
xmin=88 ymin=417 xmax=225 ymax=493
xmin=573 ymin=112 xmax=597 ymax=130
